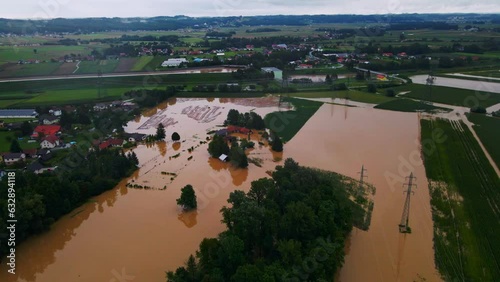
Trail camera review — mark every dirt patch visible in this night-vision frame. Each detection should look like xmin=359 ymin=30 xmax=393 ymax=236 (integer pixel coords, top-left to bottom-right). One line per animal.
xmin=52 ymin=62 xmax=78 ymax=75
xmin=114 ymin=58 xmax=137 ymax=72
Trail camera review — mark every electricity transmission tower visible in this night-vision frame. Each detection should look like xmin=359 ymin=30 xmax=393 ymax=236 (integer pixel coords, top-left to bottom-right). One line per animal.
xmin=399 ymin=173 xmax=417 ymax=233
xmin=358 ymin=165 xmax=367 ymax=188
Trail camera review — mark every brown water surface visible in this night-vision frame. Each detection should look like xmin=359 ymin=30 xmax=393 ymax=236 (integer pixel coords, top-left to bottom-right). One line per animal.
xmin=0 ymin=99 xmax=441 ymax=282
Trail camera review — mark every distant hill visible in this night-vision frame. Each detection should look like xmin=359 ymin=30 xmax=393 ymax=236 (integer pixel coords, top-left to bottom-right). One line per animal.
xmin=1 ymin=13 xmax=499 ymax=34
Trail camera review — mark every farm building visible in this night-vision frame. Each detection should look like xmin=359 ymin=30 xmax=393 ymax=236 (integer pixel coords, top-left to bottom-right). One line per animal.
xmin=261 ymin=67 xmax=283 ymax=80
xmin=161 ymin=58 xmax=188 ymax=67
xmin=0 ymin=109 xmax=37 ymax=118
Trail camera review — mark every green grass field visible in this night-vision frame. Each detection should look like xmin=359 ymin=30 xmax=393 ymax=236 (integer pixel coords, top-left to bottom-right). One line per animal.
xmin=0 ymin=72 xmax=236 ymax=107
xmin=75 ymin=60 xmax=120 ymax=74
xmin=467 ymin=113 xmax=500 ymax=168
xmin=421 ymin=118 xmax=500 ymax=281
xmin=398 ymin=83 xmax=500 ymax=108
xmin=264 ymin=97 xmax=322 ymax=142
xmin=374 ymin=98 xmax=452 ymax=112
xmin=131 ymin=56 xmax=154 ymax=71
xmin=0 ymin=130 xmax=39 ymax=152
xmin=0 ymin=45 xmax=92 ymax=62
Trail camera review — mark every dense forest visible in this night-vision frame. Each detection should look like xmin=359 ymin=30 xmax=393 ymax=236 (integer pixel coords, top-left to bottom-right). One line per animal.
xmin=0 ymin=149 xmax=139 ymax=261
xmin=166 ymin=159 xmax=372 ymax=282
xmin=1 ymin=14 xmax=500 ymax=34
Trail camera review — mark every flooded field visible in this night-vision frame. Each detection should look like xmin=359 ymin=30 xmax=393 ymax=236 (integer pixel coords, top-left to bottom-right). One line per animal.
xmin=284 ymin=104 xmax=441 ymax=282
xmin=411 ymin=74 xmax=500 ymax=94
xmin=0 ymin=98 xmax=441 ymax=282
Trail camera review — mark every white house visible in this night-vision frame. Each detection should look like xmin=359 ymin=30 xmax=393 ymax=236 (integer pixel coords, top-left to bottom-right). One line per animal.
xmin=40 ymin=135 xmax=60 ymax=149
xmin=3 ymin=153 xmax=26 ymax=165
xmin=161 ymin=58 xmax=188 ymax=67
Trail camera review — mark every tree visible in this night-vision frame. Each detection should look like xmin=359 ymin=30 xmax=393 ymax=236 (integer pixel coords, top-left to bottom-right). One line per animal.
xmin=325 ymin=74 xmax=333 ymax=84
xmin=270 ymin=132 xmax=283 ymax=152
xmin=227 ymin=109 xmax=240 ymax=126
xmin=156 ymin=123 xmax=166 ymax=140
xmin=230 ymin=143 xmax=248 ymax=168
xmin=172 ymin=132 xmax=180 ymax=141
xmin=20 ymin=121 xmax=33 ymax=136
xmin=386 ymin=89 xmax=396 ymax=97
xmin=177 ymin=185 xmax=197 ymax=210
xmin=208 ymin=135 xmax=230 ymax=158
xmin=10 ymin=139 xmax=22 ymax=153
xmin=367 ymin=83 xmax=377 ymax=93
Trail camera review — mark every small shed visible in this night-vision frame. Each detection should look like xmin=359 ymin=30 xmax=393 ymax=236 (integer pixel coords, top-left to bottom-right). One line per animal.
xmin=219 ymin=154 xmax=228 ymax=162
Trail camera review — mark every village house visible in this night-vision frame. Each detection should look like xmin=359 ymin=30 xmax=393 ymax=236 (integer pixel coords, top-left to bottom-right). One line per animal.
xmin=40 ymin=135 xmax=61 ymax=149
xmin=31 ymin=125 xmax=61 ymax=138
xmin=98 ymin=138 xmax=126 ymax=150
xmin=93 ymin=103 xmax=109 ymax=111
xmin=26 ymin=161 xmax=57 ymax=174
xmin=39 ymin=114 xmax=60 ymax=125
xmin=125 ymin=133 xmax=146 ymax=143
xmin=3 ymin=153 xmax=26 ymax=165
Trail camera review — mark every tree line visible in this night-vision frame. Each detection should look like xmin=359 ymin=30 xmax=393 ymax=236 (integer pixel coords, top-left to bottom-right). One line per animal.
xmin=166 ymin=159 xmax=363 ymax=282
xmin=0 ymin=149 xmax=138 ymax=261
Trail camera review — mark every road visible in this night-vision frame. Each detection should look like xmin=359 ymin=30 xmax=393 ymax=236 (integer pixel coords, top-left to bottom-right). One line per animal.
xmin=0 ymin=66 xmax=243 ymax=83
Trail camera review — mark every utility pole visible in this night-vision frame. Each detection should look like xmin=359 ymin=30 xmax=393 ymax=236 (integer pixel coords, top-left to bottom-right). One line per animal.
xmin=399 ymin=172 xmax=417 ymax=233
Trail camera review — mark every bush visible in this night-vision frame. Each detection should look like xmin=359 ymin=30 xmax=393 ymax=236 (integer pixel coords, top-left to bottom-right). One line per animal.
xmin=367 ymin=83 xmax=377 ymax=93
xmin=171 ymin=132 xmax=180 ymax=141
xmin=386 ymin=89 xmax=396 ymax=97
xmin=470 ymin=106 xmax=487 ymax=114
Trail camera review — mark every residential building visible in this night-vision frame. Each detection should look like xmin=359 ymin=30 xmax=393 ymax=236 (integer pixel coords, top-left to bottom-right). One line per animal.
xmin=261 ymin=67 xmax=283 ymax=80
xmin=40 ymin=135 xmax=61 ymax=149
xmin=3 ymin=153 xmax=26 ymax=165
xmin=161 ymin=58 xmax=188 ymax=67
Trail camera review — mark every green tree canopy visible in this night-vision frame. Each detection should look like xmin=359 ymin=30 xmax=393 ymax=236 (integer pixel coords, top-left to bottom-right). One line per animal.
xmin=156 ymin=123 xmax=166 ymax=140
xmin=208 ymin=135 xmax=230 ymax=158
xmin=177 ymin=185 xmax=197 ymax=211
xmin=172 ymin=132 xmax=181 ymax=141
xmin=10 ymin=139 xmax=22 ymax=153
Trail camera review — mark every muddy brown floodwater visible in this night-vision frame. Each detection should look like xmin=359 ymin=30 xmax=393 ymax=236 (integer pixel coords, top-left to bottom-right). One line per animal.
xmin=0 ymin=98 xmax=441 ymax=282
xmin=284 ymin=104 xmax=441 ymax=282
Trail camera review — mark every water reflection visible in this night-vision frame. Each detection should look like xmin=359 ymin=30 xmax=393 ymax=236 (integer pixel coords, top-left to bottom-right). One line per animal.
xmin=157 ymin=141 xmax=167 ymax=157
xmin=172 ymin=142 xmax=181 ymax=151
xmin=1 ymin=179 xmax=125 ymax=282
xmin=178 ymin=211 xmax=198 ymax=228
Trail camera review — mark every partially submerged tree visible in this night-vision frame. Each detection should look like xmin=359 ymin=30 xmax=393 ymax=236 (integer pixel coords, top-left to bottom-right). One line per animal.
xmin=171 ymin=132 xmax=180 ymax=141
xmin=208 ymin=135 xmax=229 ymax=158
xmin=177 ymin=185 xmax=197 ymax=211
xmin=156 ymin=123 xmax=166 ymax=140
xmin=270 ymin=131 xmax=283 ymax=152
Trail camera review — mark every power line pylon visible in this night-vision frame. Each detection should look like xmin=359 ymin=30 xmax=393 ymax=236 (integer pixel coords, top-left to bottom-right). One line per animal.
xmin=358 ymin=165 xmax=367 ymax=188
xmin=399 ymin=172 xmax=417 ymax=233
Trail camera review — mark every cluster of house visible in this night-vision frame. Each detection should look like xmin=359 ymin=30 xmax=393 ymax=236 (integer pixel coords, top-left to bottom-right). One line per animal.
xmin=138 ymin=47 xmax=169 ymax=56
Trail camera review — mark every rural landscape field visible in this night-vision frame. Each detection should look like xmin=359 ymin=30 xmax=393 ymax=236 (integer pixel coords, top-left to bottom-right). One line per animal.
xmin=0 ymin=4 xmax=499 ymax=282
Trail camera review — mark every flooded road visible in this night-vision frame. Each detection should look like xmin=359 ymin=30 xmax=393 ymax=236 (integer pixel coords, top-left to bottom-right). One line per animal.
xmin=284 ymin=104 xmax=441 ymax=282
xmin=411 ymin=74 xmax=500 ymax=94
xmin=0 ymin=98 xmax=440 ymax=282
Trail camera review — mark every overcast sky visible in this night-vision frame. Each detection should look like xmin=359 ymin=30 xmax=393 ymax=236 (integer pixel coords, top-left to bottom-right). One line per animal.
xmin=1 ymin=0 xmax=499 ymax=19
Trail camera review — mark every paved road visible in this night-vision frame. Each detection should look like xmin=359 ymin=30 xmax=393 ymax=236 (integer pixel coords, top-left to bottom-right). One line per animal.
xmin=0 ymin=66 xmax=241 ymax=83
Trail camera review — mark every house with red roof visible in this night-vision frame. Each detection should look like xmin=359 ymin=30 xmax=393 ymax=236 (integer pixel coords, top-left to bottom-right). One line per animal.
xmin=31 ymin=125 xmax=61 ymax=138
xmin=227 ymin=126 xmax=251 ymax=134
xmin=98 ymin=138 xmax=126 ymax=150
